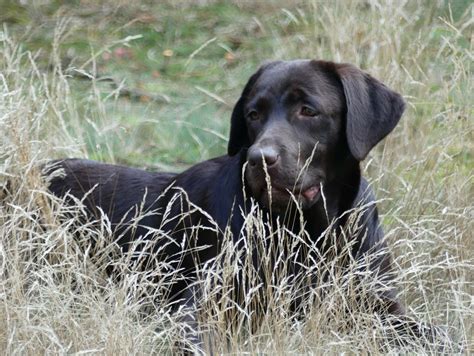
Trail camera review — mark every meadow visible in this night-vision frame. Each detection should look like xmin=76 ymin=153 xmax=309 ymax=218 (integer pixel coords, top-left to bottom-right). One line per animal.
xmin=0 ymin=1 xmax=472 ymax=354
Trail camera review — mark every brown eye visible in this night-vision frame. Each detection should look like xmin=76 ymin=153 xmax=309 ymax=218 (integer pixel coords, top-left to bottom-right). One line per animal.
xmin=247 ymin=110 xmax=260 ymax=121
xmin=300 ymin=106 xmax=319 ymax=117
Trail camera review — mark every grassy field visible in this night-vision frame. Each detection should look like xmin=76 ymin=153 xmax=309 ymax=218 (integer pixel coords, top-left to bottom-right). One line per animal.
xmin=0 ymin=0 xmax=472 ymax=354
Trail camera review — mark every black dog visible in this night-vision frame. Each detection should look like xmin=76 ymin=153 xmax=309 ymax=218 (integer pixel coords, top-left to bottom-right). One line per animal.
xmin=48 ymin=60 xmax=414 ymax=348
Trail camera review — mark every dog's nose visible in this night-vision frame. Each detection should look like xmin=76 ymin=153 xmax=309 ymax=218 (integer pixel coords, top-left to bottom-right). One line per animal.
xmin=247 ymin=146 xmax=280 ymax=167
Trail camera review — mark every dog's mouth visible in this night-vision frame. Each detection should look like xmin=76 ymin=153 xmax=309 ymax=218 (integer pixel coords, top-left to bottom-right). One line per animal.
xmin=245 ymin=164 xmax=324 ymax=211
xmin=257 ymin=182 xmax=321 ymax=210
xmin=300 ymin=185 xmax=320 ymax=201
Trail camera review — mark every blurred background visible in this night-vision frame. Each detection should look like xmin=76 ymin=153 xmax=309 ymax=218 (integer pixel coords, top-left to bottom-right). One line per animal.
xmin=1 ymin=0 xmax=471 ymax=170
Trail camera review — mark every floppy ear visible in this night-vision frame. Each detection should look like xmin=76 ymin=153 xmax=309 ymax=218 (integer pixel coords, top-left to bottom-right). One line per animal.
xmin=335 ymin=64 xmax=405 ymax=161
xmin=228 ymin=62 xmax=281 ymax=156
xmin=227 ymin=80 xmax=253 ymax=156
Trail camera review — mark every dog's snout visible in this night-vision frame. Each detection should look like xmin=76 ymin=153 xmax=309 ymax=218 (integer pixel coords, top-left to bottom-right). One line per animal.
xmin=248 ymin=146 xmax=279 ymax=168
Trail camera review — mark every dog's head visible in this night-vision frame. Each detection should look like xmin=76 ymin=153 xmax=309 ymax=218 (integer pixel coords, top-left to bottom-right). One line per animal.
xmin=228 ymin=60 xmax=405 ymax=212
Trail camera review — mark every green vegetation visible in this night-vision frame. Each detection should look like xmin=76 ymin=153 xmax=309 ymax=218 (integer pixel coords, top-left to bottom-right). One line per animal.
xmin=0 ymin=1 xmax=472 ymax=354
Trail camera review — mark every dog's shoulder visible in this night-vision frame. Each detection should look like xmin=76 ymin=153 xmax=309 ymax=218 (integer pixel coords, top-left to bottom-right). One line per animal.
xmin=173 ymin=154 xmax=243 ymax=195
xmin=167 ymin=153 xmax=246 ymax=232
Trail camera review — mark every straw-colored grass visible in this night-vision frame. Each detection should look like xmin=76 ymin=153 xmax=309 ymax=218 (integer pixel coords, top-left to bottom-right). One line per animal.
xmin=0 ymin=1 xmax=472 ymax=354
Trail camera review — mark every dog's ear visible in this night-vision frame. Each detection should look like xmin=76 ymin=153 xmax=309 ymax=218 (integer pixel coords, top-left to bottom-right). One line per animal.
xmin=335 ymin=63 xmax=405 ymax=161
xmin=228 ymin=62 xmax=281 ymax=156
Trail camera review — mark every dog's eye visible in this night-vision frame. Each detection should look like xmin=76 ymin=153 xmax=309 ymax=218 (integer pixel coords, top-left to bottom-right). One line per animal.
xmin=300 ymin=106 xmax=319 ymax=117
xmin=247 ymin=110 xmax=260 ymax=121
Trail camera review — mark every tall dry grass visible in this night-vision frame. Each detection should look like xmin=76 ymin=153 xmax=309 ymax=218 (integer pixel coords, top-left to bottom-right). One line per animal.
xmin=0 ymin=1 xmax=472 ymax=354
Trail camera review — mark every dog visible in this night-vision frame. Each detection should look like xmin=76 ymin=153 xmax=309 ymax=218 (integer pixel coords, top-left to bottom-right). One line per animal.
xmin=48 ymin=60 xmax=425 ymax=350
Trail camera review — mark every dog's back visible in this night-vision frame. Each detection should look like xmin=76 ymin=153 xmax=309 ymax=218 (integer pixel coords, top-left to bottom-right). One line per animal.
xmin=46 ymin=159 xmax=177 ymax=247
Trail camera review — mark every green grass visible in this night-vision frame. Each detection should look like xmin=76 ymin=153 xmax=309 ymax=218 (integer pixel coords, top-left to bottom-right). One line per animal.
xmin=3 ymin=1 xmax=472 ymax=171
xmin=0 ymin=0 xmax=472 ymax=354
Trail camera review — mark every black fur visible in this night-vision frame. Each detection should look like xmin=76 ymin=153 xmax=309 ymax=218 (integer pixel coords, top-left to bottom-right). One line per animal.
xmin=47 ymin=60 xmax=423 ymax=350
